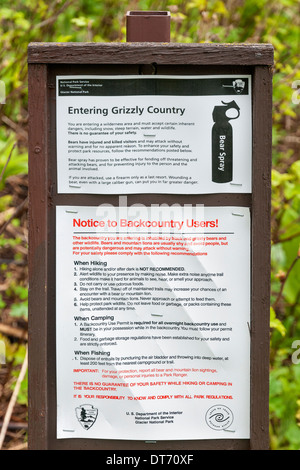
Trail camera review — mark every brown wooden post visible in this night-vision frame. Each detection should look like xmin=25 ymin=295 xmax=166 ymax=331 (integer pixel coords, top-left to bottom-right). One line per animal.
xmin=28 ymin=31 xmax=273 ymax=450
xmin=250 ymin=65 xmax=273 ymax=449
xmin=126 ymin=11 xmax=170 ymax=42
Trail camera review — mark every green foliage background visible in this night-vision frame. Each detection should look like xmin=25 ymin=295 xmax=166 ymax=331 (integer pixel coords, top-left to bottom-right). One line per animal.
xmin=0 ymin=0 xmax=299 ymax=450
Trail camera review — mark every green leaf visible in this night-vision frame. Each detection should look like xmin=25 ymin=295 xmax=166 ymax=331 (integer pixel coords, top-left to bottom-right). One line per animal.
xmin=10 ymin=301 xmax=28 ymax=319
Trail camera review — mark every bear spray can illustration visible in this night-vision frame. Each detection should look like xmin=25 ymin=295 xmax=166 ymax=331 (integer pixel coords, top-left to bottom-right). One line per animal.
xmin=212 ymin=100 xmax=240 ymax=183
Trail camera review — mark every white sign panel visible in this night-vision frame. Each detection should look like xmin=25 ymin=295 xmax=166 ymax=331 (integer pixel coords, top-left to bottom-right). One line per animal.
xmin=56 ymin=75 xmax=252 ymax=194
xmin=56 ymin=205 xmax=251 ymax=440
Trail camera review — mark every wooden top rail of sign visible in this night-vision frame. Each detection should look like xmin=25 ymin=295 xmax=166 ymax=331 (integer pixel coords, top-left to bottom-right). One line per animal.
xmin=27 ymin=42 xmax=274 ymax=65
xmin=28 ymin=41 xmax=273 ymax=451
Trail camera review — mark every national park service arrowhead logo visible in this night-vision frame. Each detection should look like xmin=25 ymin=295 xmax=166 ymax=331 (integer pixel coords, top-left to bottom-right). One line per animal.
xmin=76 ymin=404 xmax=98 ymax=430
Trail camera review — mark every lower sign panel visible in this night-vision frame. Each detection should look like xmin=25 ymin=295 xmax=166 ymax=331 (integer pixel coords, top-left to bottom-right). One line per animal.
xmin=56 ymin=205 xmax=251 ymax=440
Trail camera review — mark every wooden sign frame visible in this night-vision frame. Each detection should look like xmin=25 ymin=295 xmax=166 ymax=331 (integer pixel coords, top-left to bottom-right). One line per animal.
xmin=28 ymin=42 xmax=273 ymax=450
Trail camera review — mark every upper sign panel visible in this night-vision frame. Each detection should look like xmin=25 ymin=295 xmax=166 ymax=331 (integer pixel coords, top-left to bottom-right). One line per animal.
xmin=56 ymin=75 xmax=252 ymax=194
